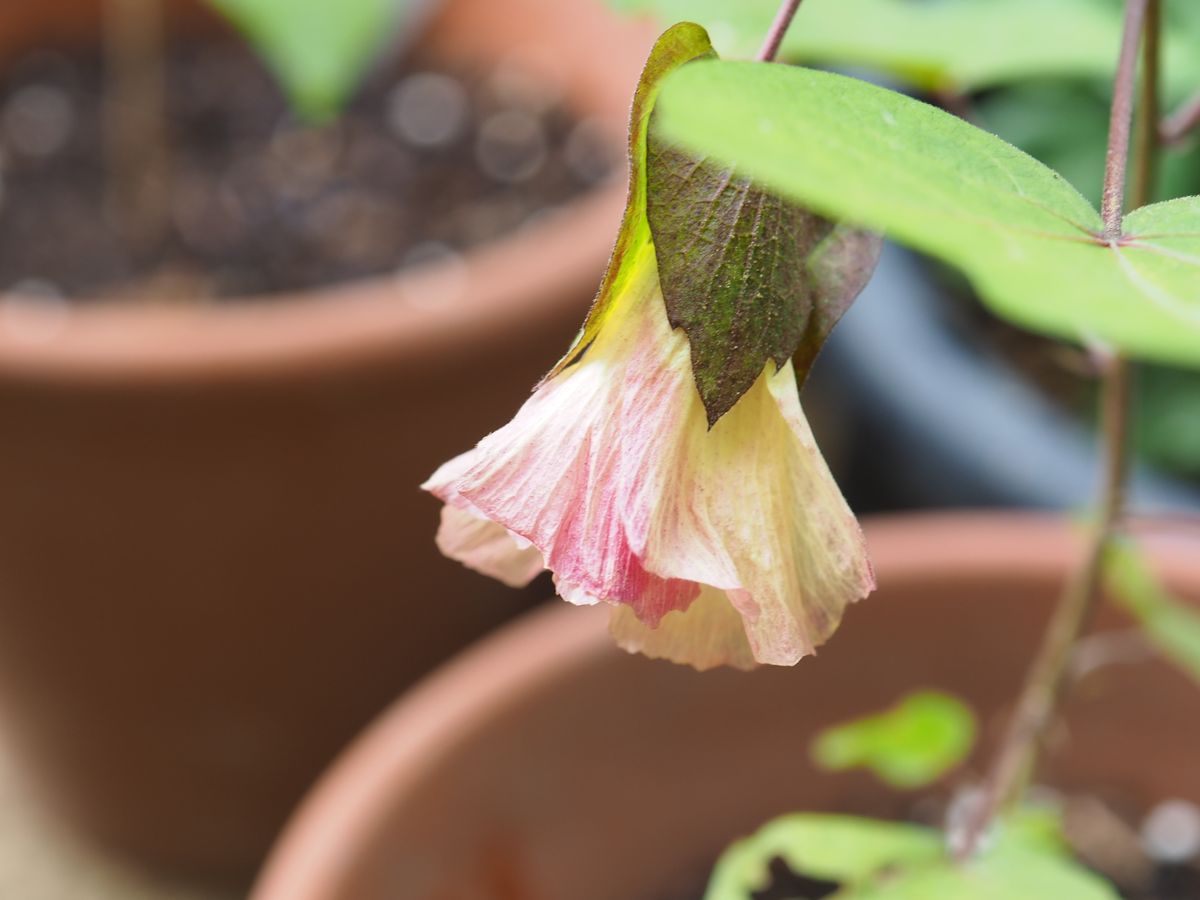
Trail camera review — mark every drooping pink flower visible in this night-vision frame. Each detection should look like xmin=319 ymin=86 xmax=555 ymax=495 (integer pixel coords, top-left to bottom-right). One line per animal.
xmin=422 ymin=238 xmax=874 ymax=670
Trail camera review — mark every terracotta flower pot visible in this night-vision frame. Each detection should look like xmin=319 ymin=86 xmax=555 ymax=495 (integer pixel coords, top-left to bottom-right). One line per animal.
xmin=251 ymin=513 xmax=1200 ymax=900
xmin=0 ymin=0 xmax=653 ymax=881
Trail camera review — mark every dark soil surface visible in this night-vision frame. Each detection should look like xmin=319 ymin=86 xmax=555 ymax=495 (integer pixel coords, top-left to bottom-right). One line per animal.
xmin=0 ymin=38 xmax=617 ymax=303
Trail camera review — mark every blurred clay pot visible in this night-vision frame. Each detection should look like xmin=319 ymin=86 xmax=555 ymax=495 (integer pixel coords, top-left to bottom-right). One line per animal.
xmin=0 ymin=0 xmax=653 ymax=882
xmin=252 ymin=513 xmax=1200 ymax=900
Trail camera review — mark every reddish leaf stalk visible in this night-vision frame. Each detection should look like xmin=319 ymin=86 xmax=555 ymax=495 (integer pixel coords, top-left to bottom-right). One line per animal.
xmin=1161 ymin=90 xmax=1200 ymax=145
xmin=756 ymin=0 xmax=804 ymax=63
xmin=954 ymin=0 xmax=1154 ymax=861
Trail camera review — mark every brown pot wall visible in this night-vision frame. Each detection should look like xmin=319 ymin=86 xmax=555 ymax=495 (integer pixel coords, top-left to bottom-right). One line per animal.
xmin=251 ymin=513 xmax=1200 ymax=900
xmin=0 ymin=0 xmax=653 ymax=881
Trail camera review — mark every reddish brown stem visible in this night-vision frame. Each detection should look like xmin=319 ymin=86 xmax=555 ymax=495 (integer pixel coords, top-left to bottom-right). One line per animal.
xmin=1100 ymin=0 xmax=1151 ymax=238
xmin=954 ymin=0 xmax=1155 ymax=861
xmin=1161 ymin=90 xmax=1200 ymax=146
xmin=756 ymin=0 xmax=804 ymax=63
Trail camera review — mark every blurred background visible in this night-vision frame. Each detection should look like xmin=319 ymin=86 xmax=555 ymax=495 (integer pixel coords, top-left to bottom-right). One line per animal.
xmin=0 ymin=0 xmax=1193 ymax=897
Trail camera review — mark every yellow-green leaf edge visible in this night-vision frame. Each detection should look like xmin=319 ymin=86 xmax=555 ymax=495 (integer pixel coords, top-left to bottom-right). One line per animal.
xmin=544 ymin=22 xmax=715 ymax=380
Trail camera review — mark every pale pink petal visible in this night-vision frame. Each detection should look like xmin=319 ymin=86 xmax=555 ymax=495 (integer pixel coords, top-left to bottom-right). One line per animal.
xmin=609 ymin=587 xmax=757 ymax=671
xmin=434 ymin=504 xmax=545 ymax=588
xmin=424 ymin=242 xmax=700 ymax=626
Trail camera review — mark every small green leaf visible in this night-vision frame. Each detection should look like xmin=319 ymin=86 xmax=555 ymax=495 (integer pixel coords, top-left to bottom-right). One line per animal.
xmin=811 ymin=690 xmax=976 ymax=789
xmin=208 ymin=0 xmax=412 ymax=120
xmin=704 ymin=813 xmax=1118 ymax=900
xmin=609 ymin=0 xmax=1200 ymax=97
xmin=655 ymin=62 xmax=1200 ymax=370
xmin=1106 ymin=539 xmax=1200 ymax=684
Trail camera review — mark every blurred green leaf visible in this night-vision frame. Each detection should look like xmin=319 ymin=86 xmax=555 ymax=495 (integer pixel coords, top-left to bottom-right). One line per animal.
xmin=704 ymin=813 xmax=1118 ymax=900
xmin=654 ymin=62 xmax=1200 ymax=369
xmin=208 ymin=0 xmax=412 ymax=120
xmin=811 ymin=690 xmax=975 ymax=788
xmin=609 ymin=0 xmax=1200 ymax=96
xmin=704 ymin=814 xmax=943 ymax=898
xmin=1132 ymin=367 xmax=1200 ymax=480
xmin=1106 ymin=539 xmax=1200 ymax=684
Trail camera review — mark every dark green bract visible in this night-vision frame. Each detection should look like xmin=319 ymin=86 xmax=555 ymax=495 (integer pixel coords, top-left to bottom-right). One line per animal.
xmin=557 ymin=23 xmax=879 ymax=425
xmin=647 ymin=137 xmax=879 ymax=424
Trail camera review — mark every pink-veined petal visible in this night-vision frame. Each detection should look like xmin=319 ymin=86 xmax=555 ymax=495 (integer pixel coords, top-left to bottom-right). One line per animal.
xmin=424 ymin=242 xmax=701 ymax=626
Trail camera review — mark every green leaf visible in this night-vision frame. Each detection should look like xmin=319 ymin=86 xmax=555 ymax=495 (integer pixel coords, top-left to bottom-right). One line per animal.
xmin=208 ymin=0 xmax=411 ymax=120
xmin=811 ymin=690 xmax=976 ymax=789
xmin=609 ymin=0 xmax=1200 ymax=97
xmin=654 ymin=62 xmax=1200 ymax=370
xmin=1106 ymin=539 xmax=1200 ymax=684
xmin=704 ymin=814 xmax=1118 ymax=900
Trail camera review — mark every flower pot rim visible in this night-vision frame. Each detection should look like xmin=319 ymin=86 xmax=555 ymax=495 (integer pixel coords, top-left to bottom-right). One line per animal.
xmin=0 ymin=182 xmax=625 ymax=388
xmin=249 ymin=510 xmax=1199 ymax=900
xmin=0 ymin=0 xmax=635 ymax=389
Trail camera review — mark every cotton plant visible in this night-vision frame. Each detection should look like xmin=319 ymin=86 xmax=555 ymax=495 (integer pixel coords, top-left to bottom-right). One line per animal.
xmin=424 ymin=0 xmax=1200 ymax=896
xmin=424 ymin=24 xmax=878 ymax=670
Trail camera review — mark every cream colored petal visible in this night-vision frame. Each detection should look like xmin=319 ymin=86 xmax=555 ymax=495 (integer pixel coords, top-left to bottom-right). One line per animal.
xmin=627 ymin=355 xmax=873 ymax=665
xmin=608 ymin=588 xmax=757 ymax=671
xmin=435 ymin=504 xmax=545 ymax=588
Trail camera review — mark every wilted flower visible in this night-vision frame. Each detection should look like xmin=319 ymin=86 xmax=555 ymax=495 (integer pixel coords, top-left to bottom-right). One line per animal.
xmin=421 ymin=22 xmax=875 ymax=670
xmin=422 ymin=242 xmax=873 ymax=670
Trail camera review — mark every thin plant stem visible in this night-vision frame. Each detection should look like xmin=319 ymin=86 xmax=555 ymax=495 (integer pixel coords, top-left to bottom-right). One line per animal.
xmin=1131 ymin=0 xmax=1159 ymax=212
xmin=953 ymin=0 xmax=1155 ymax=861
xmin=756 ymin=0 xmax=804 ymax=63
xmin=105 ymin=0 xmax=170 ymax=254
xmin=1161 ymin=90 xmax=1200 ymax=145
xmin=1101 ymin=0 xmax=1150 ymax=238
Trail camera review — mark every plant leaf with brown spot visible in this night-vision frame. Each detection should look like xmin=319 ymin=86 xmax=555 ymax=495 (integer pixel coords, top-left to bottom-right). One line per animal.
xmin=647 ymin=136 xmax=880 ymax=426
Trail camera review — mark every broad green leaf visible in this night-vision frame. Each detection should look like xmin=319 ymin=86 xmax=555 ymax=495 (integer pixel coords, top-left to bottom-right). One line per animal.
xmin=655 ymin=62 xmax=1200 ymax=370
xmin=208 ymin=0 xmax=411 ymax=120
xmin=545 ymin=22 xmax=715 ymax=381
xmin=610 ymin=0 xmax=1200 ymax=96
xmin=1106 ymin=539 xmax=1200 ymax=684
xmin=811 ymin=690 xmax=975 ymax=789
xmin=705 ymin=814 xmax=1117 ymax=900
